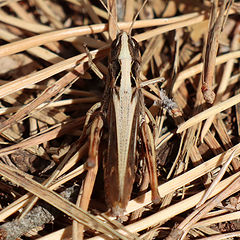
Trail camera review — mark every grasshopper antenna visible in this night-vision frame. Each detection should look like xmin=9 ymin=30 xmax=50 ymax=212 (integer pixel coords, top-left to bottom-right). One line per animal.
xmin=128 ymin=0 xmax=148 ymax=35
xmin=98 ymin=0 xmax=121 ymax=35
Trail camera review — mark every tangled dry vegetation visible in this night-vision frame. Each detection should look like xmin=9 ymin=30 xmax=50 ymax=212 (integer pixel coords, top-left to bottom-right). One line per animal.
xmin=0 ymin=0 xmax=239 ymax=239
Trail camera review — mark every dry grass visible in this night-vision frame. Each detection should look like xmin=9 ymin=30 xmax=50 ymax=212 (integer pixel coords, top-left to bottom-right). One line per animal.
xmin=0 ymin=0 xmax=239 ymax=239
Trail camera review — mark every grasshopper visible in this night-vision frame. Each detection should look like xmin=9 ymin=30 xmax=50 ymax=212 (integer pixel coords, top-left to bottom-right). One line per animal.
xmin=85 ymin=0 xmax=161 ymax=217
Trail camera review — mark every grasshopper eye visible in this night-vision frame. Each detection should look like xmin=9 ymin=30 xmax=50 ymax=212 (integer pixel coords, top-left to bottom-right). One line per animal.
xmin=110 ymin=36 xmax=121 ymax=61
xmin=111 ymin=36 xmax=120 ymax=49
xmin=129 ymin=38 xmax=136 ymax=48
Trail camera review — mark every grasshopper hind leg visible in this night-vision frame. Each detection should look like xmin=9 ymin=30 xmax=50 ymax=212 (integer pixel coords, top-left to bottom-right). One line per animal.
xmin=86 ymin=115 xmax=103 ymax=168
xmin=79 ymin=115 xmax=103 ymax=212
xmin=141 ymin=120 xmax=161 ymax=204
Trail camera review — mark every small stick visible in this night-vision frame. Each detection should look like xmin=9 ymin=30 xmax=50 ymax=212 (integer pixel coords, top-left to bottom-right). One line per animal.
xmin=196 ymin=149 xmax=236 ymax=208
xmin=197 ymin=231 xmax=240 ymax=240
xmin=166 ymin=161 xmax=240 ymax=240
xmin=139 ymin=76 xmax=165 ymax=87
xmin=201 ymin=0 xmax=231 ymax=104
xmin=177 ymin=93 xmax=240 ymax=133
xmin=18 ymin=136 xmax=86 ymax=220
xmin=200 ymin=24 xmax=240 ymax=141
xmin=83 ymin=43 xmax=104 ymax=80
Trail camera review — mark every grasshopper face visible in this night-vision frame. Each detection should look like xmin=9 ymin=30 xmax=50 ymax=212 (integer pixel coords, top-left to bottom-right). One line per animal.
xmin=103 ymin=32 xmax=144 ymax=216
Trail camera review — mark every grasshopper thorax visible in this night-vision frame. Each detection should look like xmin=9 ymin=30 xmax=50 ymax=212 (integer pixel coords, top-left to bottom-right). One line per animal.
xmin=109 ymin=32 xmax=141 ymax=90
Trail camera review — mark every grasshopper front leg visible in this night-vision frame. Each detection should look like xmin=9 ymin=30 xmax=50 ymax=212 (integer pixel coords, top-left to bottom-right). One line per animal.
xmin=141 ymin=118 xmax=161 ymax=204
